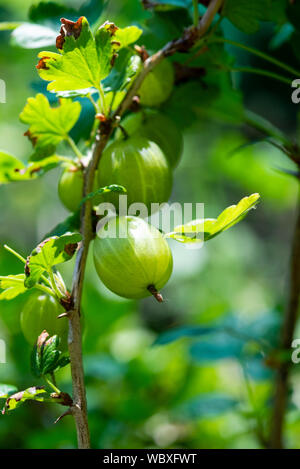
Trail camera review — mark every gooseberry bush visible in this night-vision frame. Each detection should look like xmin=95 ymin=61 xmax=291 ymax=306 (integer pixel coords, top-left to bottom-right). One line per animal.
xmin=0 ymin=0 xmax=300 ymax=450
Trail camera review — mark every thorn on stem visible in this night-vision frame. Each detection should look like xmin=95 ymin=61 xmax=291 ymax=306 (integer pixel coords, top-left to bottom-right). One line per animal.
xmin=147 ymin=284 xmax=163 ymax=303
xmin=54 ymin=408 xmax=73 ymax=424
xmin=57 ymin=312 xmax=69 ymax=319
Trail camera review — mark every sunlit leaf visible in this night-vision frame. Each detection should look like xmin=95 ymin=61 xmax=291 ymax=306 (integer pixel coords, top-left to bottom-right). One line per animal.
xmin=37 ymin=17 xmax=142 ymax=94
xmin=0 ymin=152 xmax=25 ymax=184
xmin=165 ymin=193 xmax=260 ymax=243
xmin=0 ymin=22 xmax=22 ymax=31
xmin=1 ymin=387 xmax=46 ymax=413
xmin=0 ymin=152 xmax=64 ymax=184
xmin=0 ymin=274 xmax=27 ymax=300
xmin=25 ymin=233 xmax=82 ymax=288
xmin=20 ymin=94 xmax=81 ymax=150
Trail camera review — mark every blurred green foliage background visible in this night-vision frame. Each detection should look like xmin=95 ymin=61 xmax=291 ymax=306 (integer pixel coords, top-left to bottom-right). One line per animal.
xmin=0 ymin=0 xmax=300 ymax=449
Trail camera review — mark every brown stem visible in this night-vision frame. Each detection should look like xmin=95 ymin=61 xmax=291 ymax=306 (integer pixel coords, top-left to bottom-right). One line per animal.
xmin=147 ymin=284 xmax=164 ymax=302
xmin=68 ymin=128 xmax=112 ymax=449
xmin=270 ymin=189 xmax=300 ymax=448
xmin=67 ymin=0 xmax=223 ymax=449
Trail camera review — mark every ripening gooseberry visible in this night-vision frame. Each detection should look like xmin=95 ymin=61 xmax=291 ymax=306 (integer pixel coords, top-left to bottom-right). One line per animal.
xmin=93 ymin=216 xmax=173 ymax=301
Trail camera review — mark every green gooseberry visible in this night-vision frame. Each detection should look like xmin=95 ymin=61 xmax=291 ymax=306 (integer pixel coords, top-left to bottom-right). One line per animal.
xmin=138 ymin=60 xmax=174 ymax=107
xmin=116 ymin=110 xmax=183 ymax=168
xmin=97 ymin=136 xmax=172 ymax=216
xmin=93 ymin=216 xmax=173 ymax=300
xmin=58 ymin=165 xmax=101 ymax=212
xmin=20 ymin=292 xmax=68 ymax=351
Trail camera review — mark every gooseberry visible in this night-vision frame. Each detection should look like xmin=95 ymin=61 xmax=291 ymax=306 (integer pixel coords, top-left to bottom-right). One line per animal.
xmin=58 ymin=165 xmax=101 ymax=212
xmin=138 ymin=60 xmax=174 ymax=107
xmin=97 ymin=136 xmax=172 ymax=215
xmin=116 ymin=110 xmax=183 ymax=168
xmin=20 ymin=292 xmax=68 ymax=350
xmin=93 ymin=216 xmax=173 ymax=300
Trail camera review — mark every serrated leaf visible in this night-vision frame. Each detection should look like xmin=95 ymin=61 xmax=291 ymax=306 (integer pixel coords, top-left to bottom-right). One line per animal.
xmin=0 ymin=384 xmax=18 ymax=398
xmin=25 ymin=232 xmax=82 ymax=288
xmin=223 ymin=0 xmax=268 ymax=34
xmin=2 ymin=386 xmax=46 ymax=413
xmin=20 ymin=94 xmax=81 ymax=150
xmin=11 ymin=23 xmax=57 ymax=48
xmin=37 ymin=17 xmax=142 ymax=94
xmin=0 ymin=274 xmax=27 ymax=300
xmin=165 ymin=193 xmax=260 ymax=243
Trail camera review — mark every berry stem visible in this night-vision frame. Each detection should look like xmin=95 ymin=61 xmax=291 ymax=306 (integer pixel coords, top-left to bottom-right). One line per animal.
xmin=66 ymin=136 xmax=84 ymax=161
xmin=147 ymin=284 xmax=164 ymax=302
xmin=44 ymin=375 xmax=61 ymax=394
xmin=118 ymin=124 xmax=129 ymax=140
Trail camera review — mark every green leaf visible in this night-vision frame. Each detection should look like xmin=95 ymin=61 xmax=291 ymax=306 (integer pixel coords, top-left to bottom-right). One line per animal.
xmin=31 ymin=333 xmax=69 ymax=378
xmin=81 ymin=184 xmax=126 ymax=205
xmin=25 ymin=232 xmax=82 ymax=288
xmin=1 ymin=386 xmax=46 ymax=413
xmin=0 ymin=152 xmax=25 ymax=183
xmin=20 ymin=94 xmax=81 ymax=150
xmin=223 ymin=0 xmax=268 ymax=34
xmin=113 ymin=26 xmax=143 ymax=48
xmin=153 ymin=325 xmax=217 ymax=346
xmin=0 ymin=274 xmax=27 ymax=300
xmin=11 ymin=23 xmax=57 ymax=48
xmin=0 ymin=152 xmax=63 ymax=184
xmin=0 ymin=384 xmax=18 ymax=398
xmin=0 ymin=22 xmax=22 ymax=31
xmin=37 ymin=17 xmax=142 ymax=93
xmin=103 ymin=49 xmax=142 ymax=93
xmin=189 ymin=332 xmax=243 ymax=362
xmin=165 ymin=193 xmax=260 ymax=243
